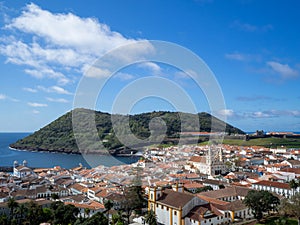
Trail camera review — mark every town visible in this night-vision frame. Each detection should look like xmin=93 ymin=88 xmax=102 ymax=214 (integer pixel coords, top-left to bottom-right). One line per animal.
xmin=1 ymin=143 xmax=300 ymax=225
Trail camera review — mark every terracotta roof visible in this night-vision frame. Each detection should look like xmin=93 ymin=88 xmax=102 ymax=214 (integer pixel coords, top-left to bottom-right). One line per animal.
xmin=184 ymin=183 xmax=204 ymax=189
xmin=95 ymin=189 xmax=109 ymax=198
xmin=202 ymin=179 xmax=223 ymax=185
xmin=157 ymin=189 xmax=196 ymax=209
xmin=197 ymin=195 xmax=229 ymax=207
xmin=65 ymin=201 xmax=104 ymax=210
xmin=70 ymin=183 xmax=86 ymax=192
xmin=227 ymin=200 xmax=247 ymax=211
xmin=253 ymin=180 xmax=291 ymax=189
xmin=15 ymin=166 xmax=32 ymax=172
xmin=280 ymin=168 xmax=300 ymax=174
xmin=186 ymin=204 xmax=223 ymax=221
xmin=189 ymin=156 xmax=206 ymax=163
xmin=286 ymin=160 xmax=300 ymax=165
xmin=199 ymin=186 xmax=251 ymax=199
xmin=186 ymin=173 xmax=201 ymax=179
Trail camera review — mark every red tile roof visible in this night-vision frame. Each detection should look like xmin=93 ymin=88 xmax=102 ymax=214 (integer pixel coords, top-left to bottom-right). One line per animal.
xmin=253 ymin=180 xmax=291 ymax=189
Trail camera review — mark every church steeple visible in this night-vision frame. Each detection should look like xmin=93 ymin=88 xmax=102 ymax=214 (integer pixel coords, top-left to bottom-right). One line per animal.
xmin=207 ymin=147 xmax=212 ymax=165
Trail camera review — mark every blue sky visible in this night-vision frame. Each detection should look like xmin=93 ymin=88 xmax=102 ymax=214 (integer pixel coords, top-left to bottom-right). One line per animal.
xmin=0 ymin=0 xmax=299 ymax=132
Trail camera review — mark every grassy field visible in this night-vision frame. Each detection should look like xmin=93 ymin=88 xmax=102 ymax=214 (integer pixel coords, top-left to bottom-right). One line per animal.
xmin=255 ymin=216 xmax=298 ymax=225
xmin=200 ymin=137 xmax=300 ymax=148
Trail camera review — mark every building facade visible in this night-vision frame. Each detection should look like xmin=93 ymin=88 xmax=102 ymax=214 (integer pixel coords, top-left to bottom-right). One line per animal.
xmin=188 ymin=147 xmax=226 ymax=176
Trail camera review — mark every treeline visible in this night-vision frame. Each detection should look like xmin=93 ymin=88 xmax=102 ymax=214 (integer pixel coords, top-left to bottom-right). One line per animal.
xmin=0 ymin=199 xmax=108 ymax=225
xmin=10 ymin=108 xmax=244 ymax=154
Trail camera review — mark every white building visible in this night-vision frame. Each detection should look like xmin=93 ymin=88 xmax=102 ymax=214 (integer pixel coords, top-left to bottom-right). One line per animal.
xmin=148 ymin=184 xmax=231 ymax=225
xmin=198 ymin=186 xmax=253 ymax=221
xmin=252 ymin=180 xmax=298 ymax=198
xmin=188 ymin=147 xmax=226 ymax=176
xmin=13 ymin=160 xmax=34 ymax=178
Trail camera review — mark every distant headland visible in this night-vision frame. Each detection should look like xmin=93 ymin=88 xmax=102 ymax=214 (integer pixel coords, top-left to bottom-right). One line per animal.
xmin=9 ymin=108 xmax=244 ymax=155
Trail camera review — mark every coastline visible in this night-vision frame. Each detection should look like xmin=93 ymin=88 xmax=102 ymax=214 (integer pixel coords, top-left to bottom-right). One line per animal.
xmin=9 ymin=146 xmax=82 ymax=155
xmin=8 ymin=145 xmax=143 ymax=157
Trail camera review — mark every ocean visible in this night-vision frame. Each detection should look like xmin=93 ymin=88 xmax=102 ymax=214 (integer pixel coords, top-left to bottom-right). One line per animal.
xmin=0 ymin=133 xmax=139 ymax=169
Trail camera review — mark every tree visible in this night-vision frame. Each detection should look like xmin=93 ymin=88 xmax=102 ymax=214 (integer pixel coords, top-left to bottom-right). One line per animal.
xmin=41 ymin=207 xmax=53 ymax=223
xmin=289 ymin=179 xmax=299 ymax=195
xmin=194 ymin=185 xmax=213 ymax=193
xmin=51 ymin=193 xmax=60 ymax=200
xmin=0 ymin=214 xmax=8 ymax=225
xmin=243 ymin=190 xmax=279 ymax=221
xmin=7 ymin=197 xmax=18 ymax=221
xmin=122 ymin=169 xmax=146 ymax=224
xmin=51 ymin=201 xmax=79 ymax=225
xmin=111 ymin=211 xmax=125 ymax=225
xmin=278 ymin=193 xmax=300 ymax=225
xmin=84 ymin=208 xmax=91 ymax=219
xmin=63 ymin=204 xmax=79 ymax=225
xmin=104 ymin=200 xmax=114 ymax=222
xmin=144 ymin=210 xmax=157 ymax=225
xmin=83 ymin=212 xmax=108 ymax=225
xmin=24 ymin=201 xmax=44 ymax=225
xmin=15 ymin=203 xmax=26 ymax=224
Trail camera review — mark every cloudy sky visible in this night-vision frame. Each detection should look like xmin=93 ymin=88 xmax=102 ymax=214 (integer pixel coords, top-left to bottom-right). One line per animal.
xmin=0 ymin=0 xmax=299 ymax=132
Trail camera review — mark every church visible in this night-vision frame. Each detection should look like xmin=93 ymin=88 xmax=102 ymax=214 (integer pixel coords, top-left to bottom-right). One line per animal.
xmin=187 ymin=146 xmax=226 ymax=176
xmin=13 ymin=160 xmax=34 ymax=178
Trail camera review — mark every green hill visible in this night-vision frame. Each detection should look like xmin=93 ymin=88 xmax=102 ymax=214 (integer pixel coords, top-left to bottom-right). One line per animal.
xmin=10 ymin=108 xmax=244 ymax=154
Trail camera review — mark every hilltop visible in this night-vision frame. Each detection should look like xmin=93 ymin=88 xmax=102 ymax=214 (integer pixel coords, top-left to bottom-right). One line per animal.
xmin=10 ymin=108 xmax=244 ymax=154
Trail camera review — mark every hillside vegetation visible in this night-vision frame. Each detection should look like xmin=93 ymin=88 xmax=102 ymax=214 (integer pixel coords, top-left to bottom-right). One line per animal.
xmin=10 ymin=108 xmax=244 ymax=154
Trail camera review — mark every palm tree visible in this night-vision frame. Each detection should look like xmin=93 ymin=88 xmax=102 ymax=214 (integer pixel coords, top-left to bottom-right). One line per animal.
xmin=15 ymin=203 xmax=26 ymax=224
xmin=24 ymin=201 xmax=43 ymax=225
xmin=7 ymin=197 xmax=18 ymax=221
xmin=144 ymin=210 xmax=157 ymax=225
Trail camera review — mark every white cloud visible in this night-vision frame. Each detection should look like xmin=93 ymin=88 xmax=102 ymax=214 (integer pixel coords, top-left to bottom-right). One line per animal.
xmin=28 ymin=102 xmax=48 ymax=107
xmin=231 ymin=20 xmax=273 ymax=32
xmin=225 ymin=53 xmax=246 ymax=61
xmin=232 ymin=110 xmax=300 ymax=119
xmin=84 ymin=65 xmax=112 ymax=79
xmin=0 ymin=3 xmax=153 ymax=85
xmin=140 ymin=62 xmax=162 ymax=74
xmin=114 ymin=72 xmax=135 ymax=81
xmin=236 ymin=95 xmax=283 ymax=102
xmin=0 ymin=93 xmax=18 ymax=102
xmin=267 ymin=61 xmax=298 ymax=79
xmin=6 ymin=3 xmax=135 ymax=54
xmin=251 ymin=111 xmax=271 ymax=118
xmin=217 ymin=109 xmax=235 ymax=117
xmin=32 ymin=109 xmax=40 ymax=114
xmin=0 ymin=94 xmax=6 ymax=100
xmin=46 ymin=97 xmax=69 ymax=103
xmin=48 ymin=86 xmax=72 ymax=95
xmin=23 ymin=87 xmax=37 ymax=93
xmin=37 ymin=85 xmax=72 ymax=95
xmin=24 ymin=68 xmax=70 ymax=85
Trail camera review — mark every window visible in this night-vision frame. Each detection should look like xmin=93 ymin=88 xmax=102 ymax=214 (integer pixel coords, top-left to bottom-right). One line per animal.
xmin=162 ymin=206 xmax=164 ymax=209
xmin=166 ymin=207 xmax=169 ymax=211
xmin=174 ymin=211 xmax=177 ymax=216
xmin=150 ymin=193 xmax=153 ymax=199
